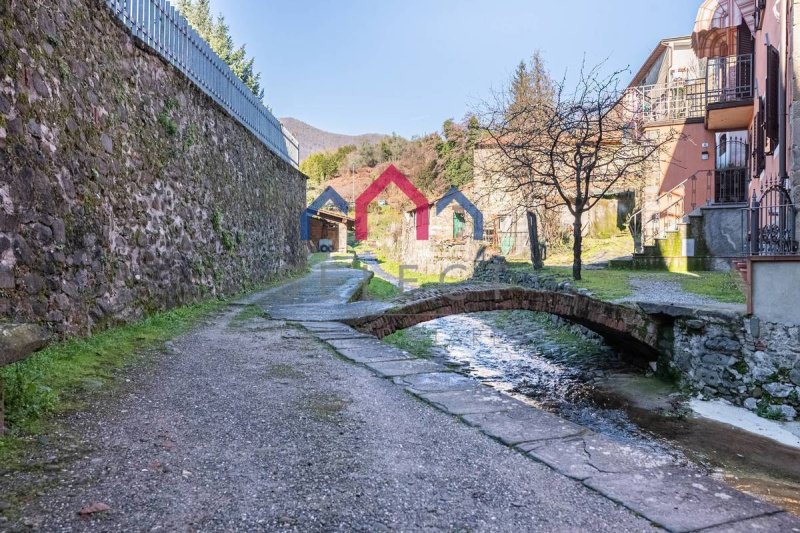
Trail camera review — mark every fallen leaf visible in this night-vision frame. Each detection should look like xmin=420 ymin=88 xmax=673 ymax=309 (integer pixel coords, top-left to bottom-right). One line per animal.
xmin=78 ymin=502 xmax=110 ymax=516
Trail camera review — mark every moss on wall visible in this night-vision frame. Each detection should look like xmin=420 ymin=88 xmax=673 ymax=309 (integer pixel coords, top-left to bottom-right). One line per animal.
xmin=0 ymin=0 xmax=306 ymax=335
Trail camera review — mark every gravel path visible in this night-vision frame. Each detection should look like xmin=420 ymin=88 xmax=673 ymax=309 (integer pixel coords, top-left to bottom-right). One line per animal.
xmin=618 ymin=276 xmax=745 ymax=312
xmin=0 ymin=276 xmax=653 ymax=531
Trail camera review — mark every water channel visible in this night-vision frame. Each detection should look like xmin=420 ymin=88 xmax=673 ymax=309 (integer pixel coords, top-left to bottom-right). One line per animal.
xmin=389 ymin=310 xmax=800 ymax=514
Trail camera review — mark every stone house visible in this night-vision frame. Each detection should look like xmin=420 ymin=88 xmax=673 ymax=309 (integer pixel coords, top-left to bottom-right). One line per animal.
xmin=396 ymin=147 xmax=630 ymax=277
xmin=397 ymin=185 xmax=487 ymax=278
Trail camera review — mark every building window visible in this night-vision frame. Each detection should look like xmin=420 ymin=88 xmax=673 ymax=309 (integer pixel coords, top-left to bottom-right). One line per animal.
xmin=453 ymin=211 xmax=466 ymax=239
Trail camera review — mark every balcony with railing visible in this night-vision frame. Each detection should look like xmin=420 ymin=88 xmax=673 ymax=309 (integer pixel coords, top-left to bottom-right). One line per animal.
xmin=705 ymin=54 xmax=754 ymax=130
xmin=624 ymin=79 xmax=706 ymax=125
xmin=624 ymin=54 xmax=754 ymax=130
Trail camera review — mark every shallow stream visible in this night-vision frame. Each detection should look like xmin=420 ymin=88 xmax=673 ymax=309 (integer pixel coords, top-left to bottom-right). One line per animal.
xmin=403 ymin=310 xmax=800 ymax=514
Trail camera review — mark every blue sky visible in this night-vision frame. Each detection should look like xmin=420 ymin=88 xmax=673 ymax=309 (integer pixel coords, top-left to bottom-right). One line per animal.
xmin=210 ymin=0 xmax=702 ymax=138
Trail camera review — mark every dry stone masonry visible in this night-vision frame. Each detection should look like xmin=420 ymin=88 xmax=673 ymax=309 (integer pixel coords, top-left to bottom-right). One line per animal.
xmin=662 ymin=306 xmax=800 ymax=420
xmin=0 ymin=0 xmax=306 ymax=335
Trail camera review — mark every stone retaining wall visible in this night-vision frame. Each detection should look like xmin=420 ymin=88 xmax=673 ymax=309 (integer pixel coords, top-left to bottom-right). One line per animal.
xmin=665 ymin=307 xmax=800 ymax=420
xmin=0 ymin=0 xmax=306 ymax=335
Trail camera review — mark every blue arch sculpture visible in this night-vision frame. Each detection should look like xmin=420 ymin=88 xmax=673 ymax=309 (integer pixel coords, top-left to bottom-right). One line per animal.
xmin=300 ymin=186 xmax=350 ymax=240
xmin=436 ymin=187 xmax=483 ymax=240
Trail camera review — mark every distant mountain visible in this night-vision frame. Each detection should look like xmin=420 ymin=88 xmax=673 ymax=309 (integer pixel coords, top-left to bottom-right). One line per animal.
xmin=280 ymin=117 xmax=387 ymax=161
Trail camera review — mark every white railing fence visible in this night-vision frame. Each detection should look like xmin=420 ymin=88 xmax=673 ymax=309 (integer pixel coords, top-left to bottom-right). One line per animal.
xmin=624 ymin=79 xmax=706 ymax=124
xmin=104 ymin=0 xmax=299 ymax=167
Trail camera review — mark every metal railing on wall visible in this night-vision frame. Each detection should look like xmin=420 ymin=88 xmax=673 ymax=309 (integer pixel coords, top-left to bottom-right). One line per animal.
xmin=742 ymin=181 xmax=798 ymax=256
xmin=624 ymin=79 xmax=706 ymax=124
xmin=104 ymin=0 xmax=300 ymax=167
xmin=627 ymin=174 xmax=698 ymax=253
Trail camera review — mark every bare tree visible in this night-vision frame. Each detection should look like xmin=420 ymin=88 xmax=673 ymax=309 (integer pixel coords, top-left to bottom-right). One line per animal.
xmin=479 ymin=60 xmax=674 ymax=280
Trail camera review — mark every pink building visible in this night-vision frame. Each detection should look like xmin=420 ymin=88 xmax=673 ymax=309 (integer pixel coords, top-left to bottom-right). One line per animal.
xmin=625 ymin=0 xmax=799 ymax=321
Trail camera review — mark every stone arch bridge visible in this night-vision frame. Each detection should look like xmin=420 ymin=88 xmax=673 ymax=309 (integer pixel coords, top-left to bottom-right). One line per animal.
xmin=343 ymin=283 xmax=670 ymax=358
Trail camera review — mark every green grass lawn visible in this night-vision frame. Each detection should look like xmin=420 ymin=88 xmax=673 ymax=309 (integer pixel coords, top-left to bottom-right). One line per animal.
xmin=383 ymin=327 xmax=435 ymax=358
xmin=308 ymin=252 xmax=358 ymax=269
xmin=541 ymin=266 xmax=637 ymax=300
xmin=544 ymin=232 xmax=634 ymax=267
xmin=676 ymin=271 xmax=746 ymax=304
xmin=376 ymin=257 xmax=465 ymax=286
xmin=507 ymin=265 xmax=745 ymax=304
xmin=362 ymin=277 xmax=402 ymax=300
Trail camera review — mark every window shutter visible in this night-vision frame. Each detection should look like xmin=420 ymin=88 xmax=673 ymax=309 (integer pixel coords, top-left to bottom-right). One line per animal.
xmin=737 ymin=21 xmax=754 ymax=57
xmin=736 ymin=21 xmax=754 ymax=97
xmin=765 ymin=45 xmax=780 ymax=151
xmin=754 ymin=98 xmax=766 ymax=174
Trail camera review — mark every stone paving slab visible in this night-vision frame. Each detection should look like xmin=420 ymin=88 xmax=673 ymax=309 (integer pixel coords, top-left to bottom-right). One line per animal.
xmin=461 ymin=407 xmax=585 ymax=446
xmin=518 ymin=433 xmax=674 ymax=481
xmin=395 ymin=372 xmax=481 ymax=393
xmin=583 ymin=467 xmax=780 ymax=532
xmin=700 ymin=512 xmax=800 ymax=532
xmin=418 ymin=388 xmax=524 ymax=415
xmin=298 ymin=321 xmax=357 ymax=332
xmin=269 ymin=302 xmax=391 ymax=321
xmin=364 ymin=359 xmax=447 ymax=378
xmin=327 ymin=338 xmax=387 ymax=350
xmin=315 ymin=331 xmax=373 ymax=341
xmin=333 ymin=345 xmax=413 ymax=364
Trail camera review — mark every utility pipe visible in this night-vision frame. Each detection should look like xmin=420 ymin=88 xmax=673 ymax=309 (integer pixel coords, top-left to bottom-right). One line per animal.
xmin=779 ymin=0 xmax=788 ymax=180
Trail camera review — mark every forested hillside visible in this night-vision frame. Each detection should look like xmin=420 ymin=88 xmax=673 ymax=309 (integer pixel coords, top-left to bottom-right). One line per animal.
xmin=281 ymin=118 xmax=387 ymax=161
xmin=301 ymin=117 xmax=480 ymax=202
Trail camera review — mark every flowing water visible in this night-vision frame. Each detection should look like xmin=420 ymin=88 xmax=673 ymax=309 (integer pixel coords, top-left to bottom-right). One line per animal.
xmin=405 ymin=310 xmax=800 ymax=514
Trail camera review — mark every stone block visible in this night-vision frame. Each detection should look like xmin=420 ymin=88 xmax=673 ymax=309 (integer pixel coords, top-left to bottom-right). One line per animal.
xmin=701 ymin=353 xmax=734 ymax=366
xmin=763 ymin=382 xmax=794 ymax=398
xmin=0 ymin=323 xmax=50 ymax=366
xmin=584 ymin=467 xmax=779 ymax=532
xmin=0 ymin=268 xmax=14 ymax=289
xmin=418 ymin=388 xmax=523 ymax=415
xmin=396 ymin=372 xmax=480 ymax=393
xmin=462 ymin=407 xmax=584 ymax=446
xmin=520 ymin=433 xmax=674 ymax=480
xmin=699 ymin=512 xmax=800 ymax=532
xmin=334 ymin=345 xmax=411 ymax=364
xmin=365 ymin=359 xmax=446 ymax=378
xmin=704 ymin=337 xmax=741 ymax=352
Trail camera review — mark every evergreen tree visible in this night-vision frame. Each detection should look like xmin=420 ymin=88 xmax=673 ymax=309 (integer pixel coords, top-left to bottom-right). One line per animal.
xmin=436 ymin=117 xmax=480 ymax=188
xmin=506 ymin=51 xmax=554 ymax=125
xmin=177 ymin=0 xmax=264 ymax=101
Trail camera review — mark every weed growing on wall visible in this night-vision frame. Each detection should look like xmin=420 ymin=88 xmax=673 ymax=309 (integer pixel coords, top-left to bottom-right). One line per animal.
xmin=157 ymin=97 xmax=178 ymax=136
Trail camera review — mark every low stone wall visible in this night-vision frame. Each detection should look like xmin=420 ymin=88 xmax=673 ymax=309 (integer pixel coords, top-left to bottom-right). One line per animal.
xmin=663 ymin=306 xmax=800 ymax=420
xmin=472 ymin=258 xmax=589 ymax=295
xmin=0 ymin=0 xmax=306 ymax=335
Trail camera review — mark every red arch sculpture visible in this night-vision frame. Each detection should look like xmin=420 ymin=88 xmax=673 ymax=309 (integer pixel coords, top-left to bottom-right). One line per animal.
xmin=355 ymin=165 xmax=429 ymax=241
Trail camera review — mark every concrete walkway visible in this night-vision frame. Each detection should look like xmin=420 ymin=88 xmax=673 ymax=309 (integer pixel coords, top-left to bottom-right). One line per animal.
xmin=2 ymin=261 xmax=797 ymax=531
